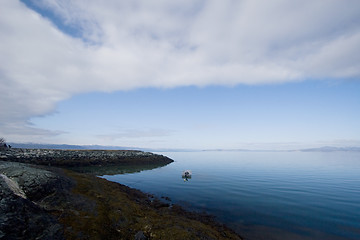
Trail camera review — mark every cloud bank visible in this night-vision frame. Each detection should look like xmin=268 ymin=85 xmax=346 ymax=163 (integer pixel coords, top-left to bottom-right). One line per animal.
xmin=1 ymin=0 xmax=360 ymax=140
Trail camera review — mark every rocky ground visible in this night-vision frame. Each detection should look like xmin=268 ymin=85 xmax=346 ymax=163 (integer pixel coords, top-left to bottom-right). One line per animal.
xmin=0 ymin=150 xmax=243 ymax=240
xmin=0 ymin=161 xmax=67 ymax=239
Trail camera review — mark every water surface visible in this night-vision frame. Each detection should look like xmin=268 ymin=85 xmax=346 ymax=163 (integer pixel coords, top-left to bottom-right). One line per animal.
xmin=102 ymin=151 xmax=360 ymax=240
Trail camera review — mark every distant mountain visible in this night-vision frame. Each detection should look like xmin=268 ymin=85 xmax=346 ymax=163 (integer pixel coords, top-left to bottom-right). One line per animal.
xmin=7 ymin=142 xmax=202 ymax=152
xmin=8 ymin=143 xmax=143 ymax=151
xmin=8 ymin=143 xmax=360 ymax=152
xmin=9 ymin=143 xmax=82 ymax=150
xmin=202 ymin=149 xmax=250 ymax=152
xmin=300 ymin=146 xmax=360 ymax=152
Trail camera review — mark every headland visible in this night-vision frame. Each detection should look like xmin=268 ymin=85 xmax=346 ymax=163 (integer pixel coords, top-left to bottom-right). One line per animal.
xmin=0 ymin=148 xmax=173 ymax=167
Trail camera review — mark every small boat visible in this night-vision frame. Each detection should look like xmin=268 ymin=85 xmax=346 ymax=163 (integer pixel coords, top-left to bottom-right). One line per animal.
xmin=182 ymin=170 xmax=192 ymax=179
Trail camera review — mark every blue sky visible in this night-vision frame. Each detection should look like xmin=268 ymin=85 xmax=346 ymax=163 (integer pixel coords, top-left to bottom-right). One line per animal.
xmin=30 ymin=81 xmax=360 ymax=149
xmin=1 ymin=0 xmax=360 ymax=150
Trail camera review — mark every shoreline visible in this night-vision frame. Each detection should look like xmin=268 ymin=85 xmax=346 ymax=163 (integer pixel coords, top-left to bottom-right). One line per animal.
xmin=0 ymin=149 xmax=243 ymax=239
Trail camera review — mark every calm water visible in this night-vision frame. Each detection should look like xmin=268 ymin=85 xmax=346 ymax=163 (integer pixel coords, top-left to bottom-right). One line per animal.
xmin=102 ymin=151 xmax=360 ymax=240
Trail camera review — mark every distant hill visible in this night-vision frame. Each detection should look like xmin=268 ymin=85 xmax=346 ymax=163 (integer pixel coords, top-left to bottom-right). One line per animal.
xmin=8 ymin=143 xmax=143 ymax=151
xmin=300 ymin=146 xmax=360 ymax=152
xmin=7 ymin=143 xmax=201 ymax=152
xmin=7 ymin=143 xmax=360 ymax=152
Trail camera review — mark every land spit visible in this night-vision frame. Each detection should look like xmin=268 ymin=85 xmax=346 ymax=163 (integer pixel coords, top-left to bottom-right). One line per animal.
xmin=0 ymin=149 xmax=243 ymax=240
xmin=0 ymin=148 xmax=173 ymax=167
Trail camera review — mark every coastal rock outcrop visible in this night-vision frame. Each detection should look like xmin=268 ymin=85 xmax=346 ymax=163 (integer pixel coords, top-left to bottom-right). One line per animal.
xmin=0 ymin=148 xmax=173 ymax=167
xmin=0 ymin=162 xmax=65 ymax=240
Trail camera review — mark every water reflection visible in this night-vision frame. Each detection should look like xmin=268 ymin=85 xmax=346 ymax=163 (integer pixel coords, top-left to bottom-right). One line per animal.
xmin=68 ymin=163 xmax=167 ymax=175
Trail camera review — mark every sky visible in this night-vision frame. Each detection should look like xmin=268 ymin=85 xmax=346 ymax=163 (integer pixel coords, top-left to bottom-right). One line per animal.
xmin=0 ymin=0 xmax=360 ymax=150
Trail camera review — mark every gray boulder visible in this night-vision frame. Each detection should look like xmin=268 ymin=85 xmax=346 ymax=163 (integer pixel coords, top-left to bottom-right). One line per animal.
xmin=0 ymin=161 xmax=66 ymax=240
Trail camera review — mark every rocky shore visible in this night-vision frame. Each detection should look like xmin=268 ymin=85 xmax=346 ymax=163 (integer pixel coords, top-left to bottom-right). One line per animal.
xmin=0 ymin=161 xmax=66 ymax=239
xmin=0 ymin=148 xmax=173 ymax=167
xmin=0 ymin=149 xmax=242 ymax=240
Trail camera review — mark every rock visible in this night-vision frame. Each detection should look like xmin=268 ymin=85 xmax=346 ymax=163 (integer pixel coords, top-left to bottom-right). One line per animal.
xmin=0 ymin=170 xmax=64 ymax=240
xmin=0 ymin=174 xmax=26 ymax=199
xmin=151 ymin=199 xmax=170 ymax=209
xmin=0 ymin=161 xmax=71 ymax=201
xmin=161 ymin=196 xmax=171 ymax=201
xmin=135 ymin=231 xmax=147 ymax=240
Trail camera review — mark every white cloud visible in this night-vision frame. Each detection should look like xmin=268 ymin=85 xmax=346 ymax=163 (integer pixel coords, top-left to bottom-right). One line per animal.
xmin=1 ymin=0 xmax=360 ymax=141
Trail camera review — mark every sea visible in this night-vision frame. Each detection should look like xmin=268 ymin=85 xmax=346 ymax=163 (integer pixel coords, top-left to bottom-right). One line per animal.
xmin=101 ymin=151 xmax=360 ymax=240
